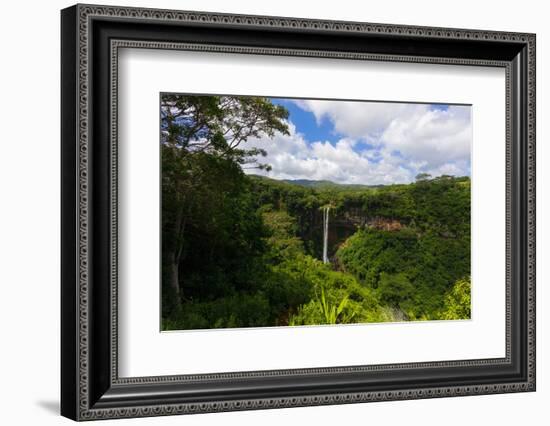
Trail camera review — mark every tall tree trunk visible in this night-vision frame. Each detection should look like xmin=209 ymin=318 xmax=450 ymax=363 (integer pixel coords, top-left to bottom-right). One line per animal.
xmin=166 ymin=205 xmax=186 ymax=300
xmin=167 ymin=249 xmax=180 ymax=297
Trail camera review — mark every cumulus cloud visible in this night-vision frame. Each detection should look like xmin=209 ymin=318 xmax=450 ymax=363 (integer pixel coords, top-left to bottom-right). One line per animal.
xmin=241 ymin=99 xmax=471 ymax=185
xmin=243 ymin=123 xmax=413 ymax=185
xmin=295 ymin=99 xmax=416 ymax=141
xmin=380 ymin=105 xmax=471 ymax=171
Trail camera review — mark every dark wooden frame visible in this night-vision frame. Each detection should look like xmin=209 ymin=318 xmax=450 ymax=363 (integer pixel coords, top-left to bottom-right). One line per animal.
xmin=61 ymin=3 xmax=536 ymax=421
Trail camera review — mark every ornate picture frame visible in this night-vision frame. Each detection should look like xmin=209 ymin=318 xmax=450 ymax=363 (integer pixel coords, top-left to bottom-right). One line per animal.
xmin=61 ymin=4 xmax=535 ymax=421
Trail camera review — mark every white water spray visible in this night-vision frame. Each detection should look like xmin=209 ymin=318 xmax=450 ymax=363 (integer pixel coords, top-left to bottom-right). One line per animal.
xmin=322 ymin=206 xmax=330 ymax=264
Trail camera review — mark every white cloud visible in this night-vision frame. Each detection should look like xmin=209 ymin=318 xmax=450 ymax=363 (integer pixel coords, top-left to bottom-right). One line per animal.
xmin=295 ymin=99 xmax=415 ymax=141
xmin=241 ymin=100 xmax=471 ymax=185
xmin=425 ymin=161 xmax=471 ymax=178
xmin=296 ymin=99 xmax=471 ymax=170
xmin=380 ymin=105 xmax=471 ymax=170
xmin=243 ymin=123 xmax=413 ymax=185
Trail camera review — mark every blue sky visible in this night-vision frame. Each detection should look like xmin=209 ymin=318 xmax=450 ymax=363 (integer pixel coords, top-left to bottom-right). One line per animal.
xmin=243 ymin=98 xmax=471 ymax=185
xmin=271 ymin=99 xmax=342 ymax=144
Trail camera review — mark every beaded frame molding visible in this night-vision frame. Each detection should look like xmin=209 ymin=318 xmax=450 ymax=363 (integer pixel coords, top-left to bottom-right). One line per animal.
xmin=61 ymin=4 xmax=536 ymax=421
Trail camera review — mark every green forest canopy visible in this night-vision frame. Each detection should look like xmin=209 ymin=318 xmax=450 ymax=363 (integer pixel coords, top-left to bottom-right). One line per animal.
xmin=160 ymin=94 xmax=471 ymax=330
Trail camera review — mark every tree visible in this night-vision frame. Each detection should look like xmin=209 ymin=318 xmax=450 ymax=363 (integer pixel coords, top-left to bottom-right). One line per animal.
xmin=161 ymin=95 xmax=289 ymax=170
xmin=415 ymin=172 xmax=431 ymax=182
xmin=161 ymin=95 xmax=289 ymax=302
xmin=377 ymin=272 xmax=414 ymax=308
xmin=440 ymin=276 xmax=471 ymax=320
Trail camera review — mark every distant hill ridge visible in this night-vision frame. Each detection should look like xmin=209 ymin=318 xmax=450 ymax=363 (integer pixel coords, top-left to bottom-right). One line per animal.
xmin=282 ymin=178 xmax=383 ymax=189
xmin=248 ymin=174 xmax=384 ymax=189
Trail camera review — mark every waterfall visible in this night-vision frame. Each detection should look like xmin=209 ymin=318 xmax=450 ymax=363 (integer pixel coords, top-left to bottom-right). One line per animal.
xmin=322 ymin=206 xmax=330 ymax=264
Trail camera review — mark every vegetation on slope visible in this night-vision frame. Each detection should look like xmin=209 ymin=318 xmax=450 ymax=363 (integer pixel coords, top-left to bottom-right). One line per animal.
xmin=160 ymin=94 xmax=471 ymax=330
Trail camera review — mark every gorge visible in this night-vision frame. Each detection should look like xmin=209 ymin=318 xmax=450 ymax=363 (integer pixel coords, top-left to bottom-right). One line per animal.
xmin=163 ymin=172 xmax=472 ymax=330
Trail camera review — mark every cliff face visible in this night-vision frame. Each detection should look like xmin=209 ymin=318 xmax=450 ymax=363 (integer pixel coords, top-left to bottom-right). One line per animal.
xmin=339 ymin=207 xmax=370 ymax=227
xmin=317 ymin=206 xmax=405 ymax=261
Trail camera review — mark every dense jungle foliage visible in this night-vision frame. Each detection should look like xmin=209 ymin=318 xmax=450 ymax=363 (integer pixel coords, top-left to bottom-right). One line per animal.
xmin=161 ymin=95 xmax=471 ymax=330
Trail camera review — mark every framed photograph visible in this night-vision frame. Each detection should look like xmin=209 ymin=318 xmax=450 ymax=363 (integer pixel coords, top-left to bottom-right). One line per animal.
xmin=61 ymin=4 xmax=536 ymax=421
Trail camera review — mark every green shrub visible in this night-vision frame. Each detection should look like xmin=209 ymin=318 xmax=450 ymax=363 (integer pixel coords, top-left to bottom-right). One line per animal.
xmin=439 ymin=276 xmax=471 ymax=320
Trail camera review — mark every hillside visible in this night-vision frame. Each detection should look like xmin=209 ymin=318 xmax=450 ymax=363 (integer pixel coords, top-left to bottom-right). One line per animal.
xmin=248 ymin=174 xmax=383 ymax=191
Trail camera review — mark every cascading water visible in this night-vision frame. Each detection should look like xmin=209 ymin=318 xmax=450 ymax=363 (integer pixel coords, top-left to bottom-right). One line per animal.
xmin=322 ymin=206 xmax=330 ymax=264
